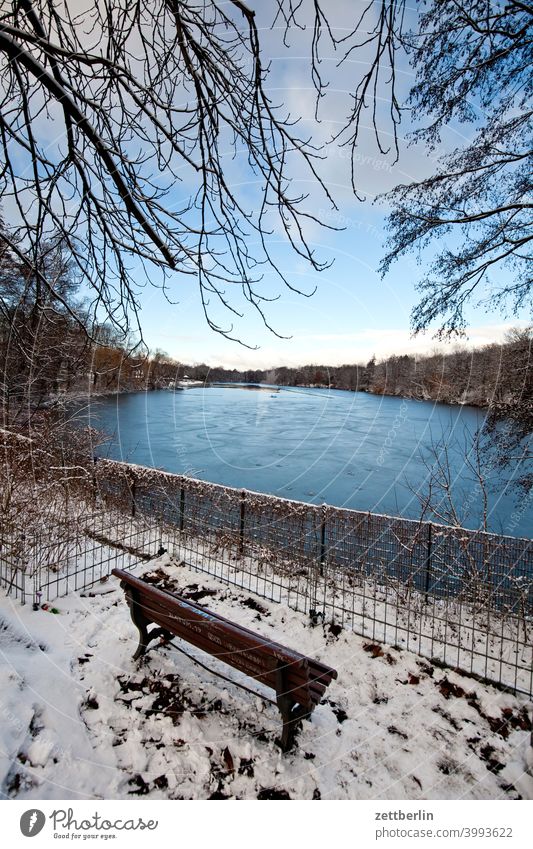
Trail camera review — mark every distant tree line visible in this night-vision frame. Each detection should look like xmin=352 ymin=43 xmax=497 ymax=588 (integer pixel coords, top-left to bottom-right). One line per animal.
xmin=49 ymin=326 xmax=531 ymax=415
xmin=178 ymin=329 xmax=532 ymax=412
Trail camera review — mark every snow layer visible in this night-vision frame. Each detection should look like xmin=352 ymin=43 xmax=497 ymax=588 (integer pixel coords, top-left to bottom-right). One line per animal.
xmin=1 ymin=555 xmax=532 ymax=800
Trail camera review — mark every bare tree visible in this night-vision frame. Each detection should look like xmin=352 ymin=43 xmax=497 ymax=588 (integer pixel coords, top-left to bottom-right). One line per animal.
xmin=0 ymin=229 xmax=89 ymax=420
xmin=380 ymin=1 xmax=532 ymax=336
xmin=0 ymin=0 xmax=408 ymax=346
xmin=2 ymin=2 xmax=530 ymax=347
xmin=484 ymin=325 xmax=533 ymax=490
xmin=408 ymin=426 xmax=492 ymax=533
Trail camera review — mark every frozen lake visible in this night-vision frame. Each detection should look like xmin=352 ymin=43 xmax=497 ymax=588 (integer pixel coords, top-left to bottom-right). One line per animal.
xmin=87 ymin=385 xmax=532 ymax=537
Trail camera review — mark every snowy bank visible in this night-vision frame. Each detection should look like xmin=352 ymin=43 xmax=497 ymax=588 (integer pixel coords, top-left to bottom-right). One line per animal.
xmin=1 ymin=555 xmax=532 ymax=800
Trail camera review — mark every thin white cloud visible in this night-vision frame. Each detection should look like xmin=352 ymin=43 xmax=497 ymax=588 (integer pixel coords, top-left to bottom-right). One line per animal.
xmin=192 ymin=321 xmax=529 ymax=370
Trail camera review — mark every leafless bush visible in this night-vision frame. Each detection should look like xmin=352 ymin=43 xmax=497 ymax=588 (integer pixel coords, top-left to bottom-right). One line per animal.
xmin=0 ymin=415 xmax=104 ymax=538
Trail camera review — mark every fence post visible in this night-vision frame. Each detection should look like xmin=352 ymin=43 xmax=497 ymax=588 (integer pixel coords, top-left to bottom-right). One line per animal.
xmin=130 ymin=473 xmax=137 ymax=517
xmin=239 ymin=490 xmax=246 ymax=557
xmin=319 ymin=504 xmax=327 ymax=577
xmin=21 ymin=531 xmax=26 ymax=606
xmin=92 ymin=456 xmax=98 ymax=504
xmin=424 ymin=522 xmax=432 ymax=603
xmin=179 ymin=486 xmax=185 ymax=532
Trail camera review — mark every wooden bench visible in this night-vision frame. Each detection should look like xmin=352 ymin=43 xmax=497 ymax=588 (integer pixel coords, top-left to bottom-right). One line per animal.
xmin=112 ymin=568 xmax=337 ymax=751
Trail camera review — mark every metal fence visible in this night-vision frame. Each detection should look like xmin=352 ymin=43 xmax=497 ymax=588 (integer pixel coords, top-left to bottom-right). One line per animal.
xmin=92 ymin=458 xmax=533 ymax=697
xmin=0 ymin=506 xmax=161 ymax=605
xmin=1 ymin=457 xmax=531 ymax=696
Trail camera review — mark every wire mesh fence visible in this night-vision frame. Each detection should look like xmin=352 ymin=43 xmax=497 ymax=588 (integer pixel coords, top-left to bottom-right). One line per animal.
xmin=1 ymin=457 xmax=531 ymax=695
xmin=0 ymin=505 xmax=161 ymax=605
xmin=91 ymin=458 xmax=533 ymax=697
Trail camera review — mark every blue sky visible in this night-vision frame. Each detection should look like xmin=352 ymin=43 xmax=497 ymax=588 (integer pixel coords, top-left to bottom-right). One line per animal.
xmin=139 ymin=203 xmax=528 ymax=369
xmin=125 ymin=3 xmax=530 ymax=368
xmin=137 ymin=153 xmax=528 ymax=368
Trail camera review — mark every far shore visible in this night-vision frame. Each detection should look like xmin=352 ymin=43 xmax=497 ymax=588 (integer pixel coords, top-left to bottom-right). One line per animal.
xmin=62 ymin=380 xmax=488 ymax=412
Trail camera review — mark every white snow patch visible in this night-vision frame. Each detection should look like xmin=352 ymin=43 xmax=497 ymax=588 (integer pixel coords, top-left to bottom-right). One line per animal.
xmin=0 ymin=556 xmax=531 ymax=800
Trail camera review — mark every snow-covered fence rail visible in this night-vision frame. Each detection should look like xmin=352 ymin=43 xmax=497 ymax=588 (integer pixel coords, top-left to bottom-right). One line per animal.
xmin=91 ymin=459 xmax=533 ymax=697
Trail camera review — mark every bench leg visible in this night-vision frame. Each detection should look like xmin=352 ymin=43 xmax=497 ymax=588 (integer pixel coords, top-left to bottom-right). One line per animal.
xmin=276 ymin=663 xmax=304 ymax=752
xmin=123 ymin=586 xmax=173 ymax=660
xmin=133 ymin=621 xmax=150 ymax=660
xmin=277 ymin=695 xmax=295 ymax=752
xmin=124 ymin=587 xmax=151 ymax=660
xmin=133 ymin=626 xmax=172 ymax=660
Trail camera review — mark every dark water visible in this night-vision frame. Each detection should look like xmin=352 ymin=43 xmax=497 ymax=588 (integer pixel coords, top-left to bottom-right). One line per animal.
xmin=86 ymin=385 xmax=532 ymax=538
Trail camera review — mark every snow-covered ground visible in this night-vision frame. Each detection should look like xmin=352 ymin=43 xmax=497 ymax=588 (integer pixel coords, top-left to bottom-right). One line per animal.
xmin=1 ymin=554 xmax=532 ymax=800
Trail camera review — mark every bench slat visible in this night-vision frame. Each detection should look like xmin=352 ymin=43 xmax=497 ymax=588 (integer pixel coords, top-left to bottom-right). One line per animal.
xmin=137 ymin=596 xmax=319 ymax=711
xmin=134 ymin=593 xmax=309 ymax=677
xmin=114 ymin=569 xmax=315 ymax=667
xmin=134 ymin=597 xmax=317 ymax=707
